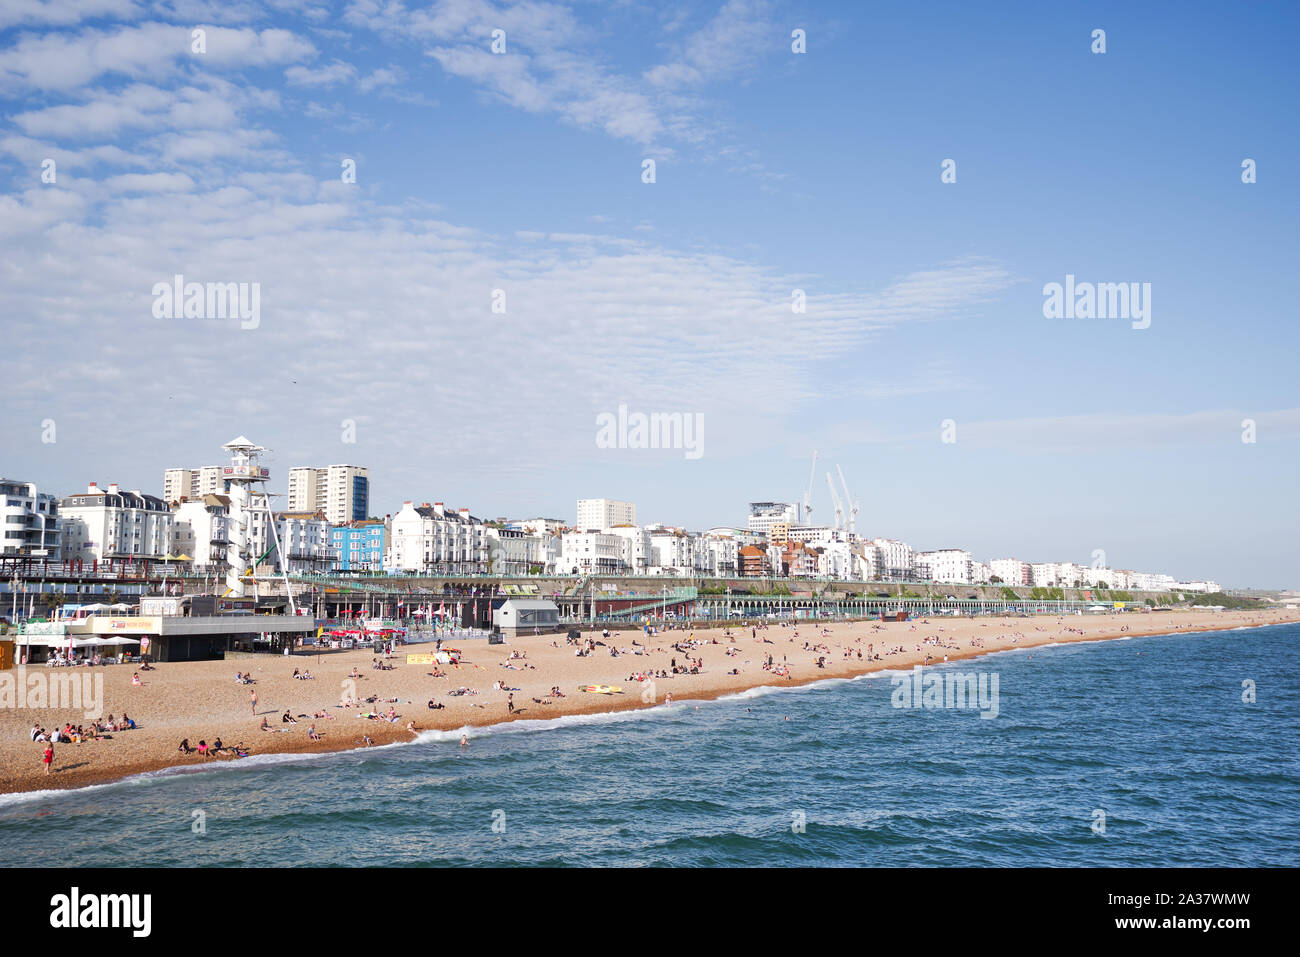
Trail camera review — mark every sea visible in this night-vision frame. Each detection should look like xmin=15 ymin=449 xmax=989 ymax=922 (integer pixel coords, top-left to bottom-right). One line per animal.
xmin=1 ymin=622 xmax=1296 ymax=867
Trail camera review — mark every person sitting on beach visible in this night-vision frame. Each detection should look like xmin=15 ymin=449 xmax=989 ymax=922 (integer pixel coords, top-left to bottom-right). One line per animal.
xmin=282 ymin=711 xmax=296 ymax=724
xmin=260 ymin=717 xmax=273 ymax=732
xmin=197 ymin=740 xmax=209 ymax=756
xmin=308 ymin=724 xmax=322 ymax=741
xmin=131 ymin=672 xmax=142 ymax=686
xmin=123 ymin=714 xmax=136 ymax=730
xmin=178 ymin=739 xmax=194 ymax=754
xmin=427 ymin=699 xmax=444 ymax=710
xmin=211 ymin=737 xmax=225 ymax=755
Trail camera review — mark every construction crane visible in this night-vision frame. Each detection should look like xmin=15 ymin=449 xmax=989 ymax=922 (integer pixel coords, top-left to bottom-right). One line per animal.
xmin=837 ymin=464 xmax=860 ymax=537
xmin=802 ymin=449 xmax=818 ymax=526
xmin=825 ymin=472 xmax=845 ymax=532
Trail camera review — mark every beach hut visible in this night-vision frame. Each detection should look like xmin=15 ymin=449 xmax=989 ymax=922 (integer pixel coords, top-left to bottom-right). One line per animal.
xmin=492 ymin=599 xmax=560 ymax=638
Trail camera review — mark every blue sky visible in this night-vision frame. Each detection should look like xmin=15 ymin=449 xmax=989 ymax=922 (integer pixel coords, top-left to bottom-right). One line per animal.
xmin=1 ymin=0 xmax=1297 ymax=587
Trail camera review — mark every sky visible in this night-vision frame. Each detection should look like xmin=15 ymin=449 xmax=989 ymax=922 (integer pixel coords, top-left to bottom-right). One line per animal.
xmin=1 ymin=0 xmax=1297 ymax=588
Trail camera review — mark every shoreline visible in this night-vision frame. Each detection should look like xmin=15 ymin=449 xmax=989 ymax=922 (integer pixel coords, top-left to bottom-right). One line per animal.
xmin=3 ymin=608 xmax=1296 ymax=798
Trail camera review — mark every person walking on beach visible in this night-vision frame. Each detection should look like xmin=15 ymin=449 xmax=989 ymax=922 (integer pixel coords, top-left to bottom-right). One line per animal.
xmin=250 ymin=689 xmax=258 ymax=714
xmin=507 ymin=693 xmax=515 ymax=714
xmin=43 ymin=743 xmax=53 ymax=774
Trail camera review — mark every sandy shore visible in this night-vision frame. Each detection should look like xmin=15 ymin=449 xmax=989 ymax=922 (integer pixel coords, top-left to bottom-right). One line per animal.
xmin=3 ymin=607 xmax=1296 ymax=795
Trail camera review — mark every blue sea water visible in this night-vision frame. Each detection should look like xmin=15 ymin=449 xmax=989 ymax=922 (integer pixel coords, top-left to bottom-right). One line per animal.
xmin=1 ymin=623 xmax=1296 ymax=867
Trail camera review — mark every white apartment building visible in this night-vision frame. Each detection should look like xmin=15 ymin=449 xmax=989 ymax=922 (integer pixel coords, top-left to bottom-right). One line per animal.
xmin=747 ymin=501 xmax=799 ymax=537
xmin=990 ymin=558 xmax=1031 ymax=586
xmin=871 ymin=539 xmax=914 ymax=580
xmin=576 ymin=498 xmax=636 ymax=532
xmin=697 ymin=534 xmax=739 ymax=576
xmin=604 ymin=525 xmax=653 ymax=574
xmin=649 ymin=529 xmax=695 ymax=576
xmin=0 ymin=478 xmax=62 ymax=559
xmin=514 ymin=517 xmax=568 ymax=537
xmin=817 ymin=541 xmax=855 ymax=579
xmin=1178 ymin=580 xmax=1221 ymax=593
xmin=170 ymin=495 xmax=232 ymax=570
xmin=269 ymin=512 xmax=336 ymax=574
xmin=162 ymin=466 xmax=225 ymax=504
xmin=786 ymin=525 xmax=841 ymax=545
xmin=558 ymin=531 xmax=628 ymax=575
xmin=60 ymin=482 xmax=173 ymax=562
xmin=287 ymin=465 xmax=370 ymax=524
xmin=388 ymin=501 xmax=491 ymax=574
xmin=852 ymin=543 xmax=879 ymax=580
xmin=1031 ymin=563 xmax=1059 ymax=587
xmin=915 ymin=549 xmax=973 ymax=584
xmin=970 ymin=560 xmax=992 ymax=584
xmin=485 ymin=526 xmax=555 ymax=575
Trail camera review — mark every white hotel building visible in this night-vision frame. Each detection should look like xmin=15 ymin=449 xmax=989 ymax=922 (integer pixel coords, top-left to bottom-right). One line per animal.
xmin=162 ymin=466 xmax=226 ymax=504
xmin=915 ymin=549 xmax=973 ymax=584
xmin=60 ymin=482 xmax=173 ymax=562
xmin=388 ymin=501 xmax=491 ymax=574
xmin=576 ymin=498 xmax=636 ymax=532
xmin=1 ymin=478 xmax=62 ymax=559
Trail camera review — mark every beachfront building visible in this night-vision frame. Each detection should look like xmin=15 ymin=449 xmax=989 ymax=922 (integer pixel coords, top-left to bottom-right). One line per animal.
xmin=484 ymin=525 xmax=543 ymax=575
xmin=852 ymin=542 xmax=880 ymax=580
xmin=162 ymin=466 xmax=225 ymax=504
xmin=1031 ymin=562 xmax=1059 ymax=586
xmin=387 ymin=501 xmax=491 ymax=574
xmin=286 ymin=465 xmax=370 ymax=524
xmin=915 ymin=549 xmax=973 ymax=584
xmin=816 ymin=541 xmax=855 ymax=579
xmin=170 ymin=495 xmax=232 ymax=571
xmin=1177 ymin=580 xmax=1221 ymax=593
xmin=697 ymin=534 xmax=739 ymax=576
xmin=576 ymin=498 xmax=635 ymax=532
xmin=267 ymin=512 xmax=336 ymax=574
xmin=514 ymin=517 xmax=568 ymax=537
xmin=331 ymin=518 xmax=389 ymax=572
xmin=649 ymin=527 xmax=695 ymax=576
xmin=871 ymin=539 xmax=914 ymax=580
xmin=0 ymin=478 xmax=62 ymax=559
xmin=604 ymin=525 xmax=653 ymax=574
xmin=970 ymin=560 xmax=992 ymax=584
xmin=59 ymin=483 xmax=173 ymax=563
xmin=557 ymin=531 xmax=627 ymax=575
xmin=990 ymin=558 xmax=1032 ymax=586
xmin=747 ymin=501 xmax=800 ymax=537
xmin=738 ymin=545 xmax=771 ymax=577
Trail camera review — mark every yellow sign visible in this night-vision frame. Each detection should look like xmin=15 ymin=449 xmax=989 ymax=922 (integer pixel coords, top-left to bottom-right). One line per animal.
xmin=1113 ymin=602 xmax=1125 ymax=609
xmin=407 ymin=654 xmax=438 ymax=665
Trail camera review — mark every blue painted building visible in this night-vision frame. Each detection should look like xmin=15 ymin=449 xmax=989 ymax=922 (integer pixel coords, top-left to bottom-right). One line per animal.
xmin=331 ymin=519 xmax=388 ymax=571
